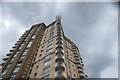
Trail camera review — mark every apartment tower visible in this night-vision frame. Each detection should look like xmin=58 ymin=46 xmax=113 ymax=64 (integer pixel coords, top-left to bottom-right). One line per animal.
xmin=1 ymin=16 xmax=87 ymax=80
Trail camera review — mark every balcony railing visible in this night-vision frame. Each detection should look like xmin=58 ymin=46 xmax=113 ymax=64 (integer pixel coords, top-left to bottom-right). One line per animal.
xmin=75 ymin=57 xmax=79 ymax=61
xmin=56 ymin=45 xmax=63 ymax=50
xmin=3 ymin=57 xmax=9 ymax=61
xmin=6 ymin=53 xmax=12 ymax=56
xmin=56 ymin=37 xmax=62 ymax=41
xmin=74 ymin=54 xmax=78 ymax=57
xmin=78 ymin=68 xmax=84 ymax=73
xmin=55 ymin=70 xmax=65 ymax=78
xmin=9 ymin=50 xmax=14 ymax=52
xmin=79 ymin=73 xmax=87 ymax=79
xmin=77 ymin=64 xmax=83 ymax=69
xmin=56 ymin=49 xmax=64 ymax=55
xmin=55 ymin=54 xmax=64 ymax=62
xmin=55 ymin=62 xmax=65 ymax=71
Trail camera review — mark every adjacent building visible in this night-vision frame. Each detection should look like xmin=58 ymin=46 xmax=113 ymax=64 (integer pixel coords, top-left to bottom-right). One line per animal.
xmin=1 ymin=16 xmax=87 ymax=80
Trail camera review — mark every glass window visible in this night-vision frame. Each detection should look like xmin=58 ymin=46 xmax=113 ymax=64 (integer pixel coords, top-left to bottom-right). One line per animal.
xmin=42 ymin=67 xmax=50 ymax=75
xmin=47 ymin=44 xmax=52 ymax=50
xmin=41 ymin=50 xmax=43 ymax=53
xmin=34 ymin=73 xmax=37 ymax=77
xmin=47 ymin=42 xmax=52 ymax=46
xmin=44 ymin=60 xmax=51 ymax=66
xmin=46 ymin=48 xmax=52 ymax=54
xmin=31 ymin=35 xmax=36 ymax=39
xmin=45 ymin=55 xmax=51 ymax=60
xmin=36 ymin=65 xmax=40 ymax=70
xmin=41 ymin=75 xmax=49 ymax=80
xmin=48 ymin=39 xmax=53 ymax=43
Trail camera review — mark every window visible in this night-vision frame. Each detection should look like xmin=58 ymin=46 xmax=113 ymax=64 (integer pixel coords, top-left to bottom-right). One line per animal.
xmin=34 ymin=73 xmax=37 ymax=77
xmin=41 ymin=75 xmax=49 ymax=80
xmin=47 ymin=41 xmax=52 ymax=46
xmin=45 ymin=55 xmax=51 ymax=60
xmin=48 ymin=39 xmax=53 ymax=43
xmin=31 ymin=35 xmax=36 ymax=39
xmin=39 ymin=54 xmax=42 ymax=57
xmin=44 ymin=60 xmax=51 ymax=66
xmin=21 ymin=55 xmax=26 ymax=59
xmin=47 ymin=44 xmax=52 ymax=50
xmin=42 ymin=67 xmax=50 ymax=75
xmin=36 ymin=65 xmax=40 ymax=70
xmin=41 ymin=50 xmax=43 ymax=53
xmin=46 ymin=48 xmax=52 ymax=54
xmin=42 ymin=46 xmax=44 ymax=48
xmin=13 ymin=67 xmax=19 ymax=72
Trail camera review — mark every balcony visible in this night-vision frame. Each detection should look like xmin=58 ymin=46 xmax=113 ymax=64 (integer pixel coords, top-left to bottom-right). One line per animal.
xmin=57 ymin=28 xmax=61 ymax=31
xmin=74 ymin=54 xmax=78 ymax=57
xmin=74 ymin=52 xmax=77 ymax=54
xmin=57 ymin=34 xmax=62 ymax=37
xmin=77 ymin=64 xmax=83 ymax=69
xmin=56 ymin=40 xmax=63 ymax=45
xmin=79 ymin=73 xmax=87 ymax=79
xmin=6 ymin=53 xmax=12 ymax=56
xmin=56 ymin=49 xmax=64 ymax=55
xmin=81 ymin=63 xmax=84 ymax=67
xmin=12 ymin=46 xmax=17 ymax=49
xmin=3 ymin=57 xmax=8 ymax=61
xmin=57 ymin=32 xmax=62 ymax=36
xmin=56 ymin=41 xmax=63 ymax=45
xmin=9 ymin=50 xmax=14 ymax=52
xmin=56 ymin=37 xmax=62 ymax=41
xmin=55 ymin=62 xmax=65 ymax=71
xmin=55 ymin=70 xmax=65 ymax=78
xmin=56 ymin=45 xmax=63 ymax=50
xmin=15 ymin=43 xmax=19 ymax=45
xmin=78 ymin=68 xmax=84 ymax=73
xmin=76 ymin=61 xmax=80 ymax=65
xmin=55 ymin=54 xmax=64 ymax=62
xmin=75 ymin=57 xmax=79 ymax=61
xmin=57 ymin=30 xmax=62 ymax=34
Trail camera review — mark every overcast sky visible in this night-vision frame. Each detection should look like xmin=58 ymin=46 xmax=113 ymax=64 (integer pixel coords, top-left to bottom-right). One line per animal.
xmin=1 ymin=2 xmax=118 ymax=78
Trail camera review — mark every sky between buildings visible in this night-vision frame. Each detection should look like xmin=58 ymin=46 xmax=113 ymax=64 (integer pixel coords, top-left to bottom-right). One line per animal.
xmin=0 ymin=2 xmax=118 ymax=78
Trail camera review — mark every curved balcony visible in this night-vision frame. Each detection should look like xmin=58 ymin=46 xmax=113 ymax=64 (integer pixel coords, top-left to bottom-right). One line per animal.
xmin=57 ymin=34 xmax=62 ymax=37
xmin=78 ymin=68 xmax=84 ymax=73
xmin=74 ymin=54 xmax=78 ymax=57
xmin=55 ymin=62 xmax=65 ymax=71
xmin=81 ymin=63 xmax=84 ymax=67
xmin=55 ymin=70 xmax=66 ymax=78
xmin=55 ymin=54 xmax=64 ymax=62
xmin=85 ymin=74 xmax=88 ymax=78
xmin=56 ymin=45 xmax=63 ymax=50
xmin=57 ymin=30 xmax=62 ymax=34
xmin=56 ymin=40 xmax=63 ymax=45
xmin=56 ymin=41 xmax=63 ymax=46
xmin=9 ymin=50 xmax=14 ymax=52
xmin=56 ymin=48 xmax=64 ymax=55
xmin=57 ymin=28 xmax=61 ymax=31
xmin=76 ymin=61 xmax=80 ymax=65
xmin=56 ymin=37 xmax=62 ymax=41
xmin=74 ymin=52 xmax=77 ymax=54
xmin=80 ymin=58 xmax=82 ymax=60
xmin=57 ymin=31 xmax=62 ymax=35
xmin=6 ymin=53 xmax=12 ymax=56
xmin=79 ymin=73 xmax=87 ymax=79
xmin=81 ymin=61 xmax=83 ymax=63
xmin=3 ymin=57 xmax=9 ymax=61
xmin=77 ymin=64 xmax=83 ymax=69
xmin=75 ymin=57 xmax=79 ymax=61
xmin=12 ymin=46 xmax=17 ymax=49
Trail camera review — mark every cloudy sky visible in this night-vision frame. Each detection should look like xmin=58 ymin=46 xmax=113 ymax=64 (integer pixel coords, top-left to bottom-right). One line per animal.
xmin=1 ymin=2 xmax=118 ymax=78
